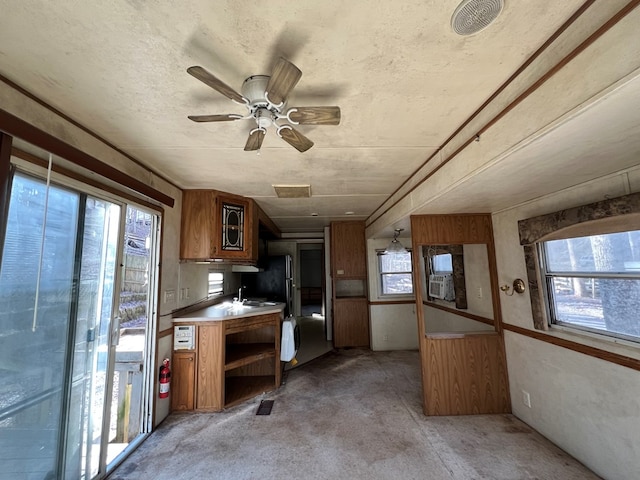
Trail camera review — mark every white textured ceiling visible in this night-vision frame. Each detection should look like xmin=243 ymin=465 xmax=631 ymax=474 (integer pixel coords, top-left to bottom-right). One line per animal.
xmin=0 ymin=0 xmax=619 ymax=233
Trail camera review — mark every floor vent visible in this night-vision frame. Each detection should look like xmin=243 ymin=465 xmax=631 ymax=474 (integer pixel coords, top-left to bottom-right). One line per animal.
xmin=256 ymin=400 xmax=274 ymax=415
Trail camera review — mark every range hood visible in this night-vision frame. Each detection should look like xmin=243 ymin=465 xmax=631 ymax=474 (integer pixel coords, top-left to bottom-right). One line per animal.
xmin=231 ymin=264 xmax=264 ymax=273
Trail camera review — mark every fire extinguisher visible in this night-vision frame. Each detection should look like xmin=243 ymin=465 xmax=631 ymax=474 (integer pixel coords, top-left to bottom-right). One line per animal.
xmin=159 ymin=358 xmax=171 ymax=399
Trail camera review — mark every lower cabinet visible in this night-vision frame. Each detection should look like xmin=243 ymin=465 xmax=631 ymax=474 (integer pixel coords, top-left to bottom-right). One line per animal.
xmin=171 ymin=352 xmax=195 ymax=411
xmin=172 ymin=312 xmax=281 ymax=412
xmin=333 ymin=297 xmax=370 ymax=348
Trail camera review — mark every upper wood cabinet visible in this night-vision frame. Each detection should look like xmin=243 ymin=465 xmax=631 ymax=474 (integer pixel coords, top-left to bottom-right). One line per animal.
xmin=181 ymin=190 xmax=260 ymax=262
xmin=331 ymin=221 xmax=367 ymax=278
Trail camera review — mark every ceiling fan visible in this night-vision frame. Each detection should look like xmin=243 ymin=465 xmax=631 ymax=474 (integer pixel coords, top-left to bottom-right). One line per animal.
xmin=187 ymin=57 xmax=340 ymax=152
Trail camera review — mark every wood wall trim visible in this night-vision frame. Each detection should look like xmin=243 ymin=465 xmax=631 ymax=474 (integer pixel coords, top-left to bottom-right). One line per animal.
xmin=0 ymin=133 xmax=13 ymax=261
xmin=410 ymin=214 xmax=494 ymax=245
xmin=366 ymin=0 xmax=637 ymax=227
xmin=422 ymin=300 xmax=494 ymax=326
xmin=12 ymin=148 xmax=163 ymax=212
xmin=158 ymin=328 xmax=173 ymax=339
xmin=503 ymin=323 xmax=640 ymax=372
xmin=369 ymin=300 xmax=415 ymax=306
xmin=0 ymin=108 xmax=175 ymax=208
xmin=0 ymin=73 xmax=180 ymax=192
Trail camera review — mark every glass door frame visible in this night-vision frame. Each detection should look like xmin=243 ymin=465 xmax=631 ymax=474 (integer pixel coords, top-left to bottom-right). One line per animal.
xmin=103 ymin=204 xmax=160 ymax=477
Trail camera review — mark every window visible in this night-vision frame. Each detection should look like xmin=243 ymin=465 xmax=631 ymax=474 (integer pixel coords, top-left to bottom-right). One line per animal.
xmin=432 ymin=253 xmax=453 ymax=273
xmin=541 ymin=231 xmax=640 ymax=342
xmin=208 ymin=270 xmax=224 ymax=296
xmin=379 ymin=251 xmax=413 ymax=295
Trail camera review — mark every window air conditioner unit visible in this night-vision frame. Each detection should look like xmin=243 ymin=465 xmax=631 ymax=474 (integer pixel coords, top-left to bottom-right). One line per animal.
xmin=429 ymin=274 xmax=453 ymax=300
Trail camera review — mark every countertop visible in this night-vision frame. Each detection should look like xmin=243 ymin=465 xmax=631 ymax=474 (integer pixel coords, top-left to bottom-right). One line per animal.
xmin=174 ymin=301 xmax=285 ymax=322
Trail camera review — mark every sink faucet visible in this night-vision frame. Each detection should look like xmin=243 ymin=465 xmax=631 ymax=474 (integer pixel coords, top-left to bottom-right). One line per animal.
xmin=238 ymin=285 xmax=245 ymax=303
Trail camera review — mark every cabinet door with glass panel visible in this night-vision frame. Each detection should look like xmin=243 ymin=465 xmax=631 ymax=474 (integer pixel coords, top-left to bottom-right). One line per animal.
xmin=215 ymin=194 xmax=254 ymax=261
xmin=180 ymin=190 xmax=255 ymax=262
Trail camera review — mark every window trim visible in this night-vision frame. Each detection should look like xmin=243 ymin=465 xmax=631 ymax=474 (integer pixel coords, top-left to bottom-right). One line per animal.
xmin=377 ymin=249 xmax=413 ymax=297
xmin=519 ymin=191 xmax=640 ymax=340
xmin=538 ymin=238 xmax=640 ymax=345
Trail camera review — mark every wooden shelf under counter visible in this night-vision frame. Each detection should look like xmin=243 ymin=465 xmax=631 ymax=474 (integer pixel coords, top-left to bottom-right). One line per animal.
xmin=225 ymin=343 xmax=275 ymax=371
xmin=225 ymin=375 xmax=277 ymax=409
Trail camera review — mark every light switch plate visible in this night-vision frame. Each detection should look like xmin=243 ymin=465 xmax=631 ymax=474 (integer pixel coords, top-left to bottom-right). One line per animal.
xmin=164 ymin=289 xmax=175 ymax=303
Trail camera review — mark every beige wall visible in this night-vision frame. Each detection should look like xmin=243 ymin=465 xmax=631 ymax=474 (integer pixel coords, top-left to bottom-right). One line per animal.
xmin=493 ymin=166 xmax=640 ymax=480
xmin=367 ymin=238 xmax=418 ymax=350
xmin=422 ymin=305 xmax=494 ymax=334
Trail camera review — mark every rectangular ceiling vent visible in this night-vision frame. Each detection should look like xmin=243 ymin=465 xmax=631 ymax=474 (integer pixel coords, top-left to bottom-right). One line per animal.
xmin=273 ymin=185 xmax=311 ymax=198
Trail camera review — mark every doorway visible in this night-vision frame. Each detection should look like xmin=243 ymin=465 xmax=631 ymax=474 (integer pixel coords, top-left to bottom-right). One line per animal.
xmin=0 ymin=169 xmax=159 ymax=480
xmin=105 ymin=205 xmax=159 ymax=471
xmin=294 ymin=244 xmax=332 ymax=366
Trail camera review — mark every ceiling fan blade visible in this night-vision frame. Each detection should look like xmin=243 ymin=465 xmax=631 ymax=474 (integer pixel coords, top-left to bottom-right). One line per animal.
xmin=244 ymin=129 xmax=266 ymax=151
xmin=288 ymin=106 xmax=341 ymax=125
xmin=265 ymin=58 xmax=302 ymax=105
xmin=278 ymin=126 xmax=314 ymax=152
xmin=188 ymin=114 xmax=243 ymax=123
xmin=187 ymin=66 xmax=245 ymax=104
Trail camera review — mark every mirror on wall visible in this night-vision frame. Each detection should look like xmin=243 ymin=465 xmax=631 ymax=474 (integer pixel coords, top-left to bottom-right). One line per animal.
xmin=422 ymin=244 xmax=494 ymax=322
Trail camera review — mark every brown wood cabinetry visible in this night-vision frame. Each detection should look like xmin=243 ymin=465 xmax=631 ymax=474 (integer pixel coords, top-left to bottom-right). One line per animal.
xmin=331 ymin=221 xmax=366 ymax=278
xmin=170 ymin=352 xmax=195 ymax=411
xmin=423 ymin=332 xmax=510 ymax=415
xmin=172 ymin=312 xmax=281 ymax=412
xmin=180 ymin=189 xmax=258 ymax=262
xmin=330 ymin=221 xmax=370 ymax=348
xmin=333 ymin=297 xmax=369 ymax=348
xmin=180 ymin=190 xmax=217 ymax=260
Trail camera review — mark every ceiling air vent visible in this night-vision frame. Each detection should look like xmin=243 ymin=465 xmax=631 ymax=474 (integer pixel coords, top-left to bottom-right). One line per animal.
xmin=451 ymin=0 xmax=504 ymax=36
xmin=273 ymin=185 xmax=311 ymax=198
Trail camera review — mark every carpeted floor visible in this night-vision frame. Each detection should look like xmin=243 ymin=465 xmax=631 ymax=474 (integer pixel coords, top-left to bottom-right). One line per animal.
xmin=109 ymin=349 xmax=598 ymax=480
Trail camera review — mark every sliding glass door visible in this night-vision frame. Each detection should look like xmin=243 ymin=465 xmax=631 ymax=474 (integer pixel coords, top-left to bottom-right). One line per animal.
xmin=64 ymin=196 xmax=121 ymax=479
xmin=0 ymin=171 xmax=83 ymax=480
xmin=0 ymin=169 xmax=159 ymax=480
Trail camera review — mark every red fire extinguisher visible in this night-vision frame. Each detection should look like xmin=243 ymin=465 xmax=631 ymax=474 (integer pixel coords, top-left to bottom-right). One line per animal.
xmin=159 ymin=358 xmax=171 ymax=399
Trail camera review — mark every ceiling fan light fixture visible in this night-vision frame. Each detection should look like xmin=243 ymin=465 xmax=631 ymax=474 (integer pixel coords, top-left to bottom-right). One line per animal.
xmin=187 ymin=57 xmax=340 ymax=152
xmin=241 ymin=75 xmax=270 ymax=105
xmin=255 ymin=108 xmax=273 ymax=128
xmin=384 ymin=228 xmax=407 ymax=254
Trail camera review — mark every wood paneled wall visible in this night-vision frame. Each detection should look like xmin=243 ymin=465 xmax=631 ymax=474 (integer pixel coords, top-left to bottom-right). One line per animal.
xmin=423 ymin=332 xmax=510 ymax=415
xmin=411 ymin=214 xmax=494 ymax=245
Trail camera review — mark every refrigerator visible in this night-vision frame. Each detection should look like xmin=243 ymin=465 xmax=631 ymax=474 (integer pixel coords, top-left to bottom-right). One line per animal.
xmin=241 ymin=255 xmax=293 ymax=317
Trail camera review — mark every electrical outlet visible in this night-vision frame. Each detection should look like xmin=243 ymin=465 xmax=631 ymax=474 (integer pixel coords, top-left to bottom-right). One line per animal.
xmin=522 ymin=390 xmax=531 ymax=408
xmin=477 ymin=287 xmax=483 ymax=299
xmin=185 ymin=287 xmax=190 ymax=299
xmin=163 ymin=290 xmax=175 ymax=304
xmin=383 ymin=334 xmax=388 ymax=341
